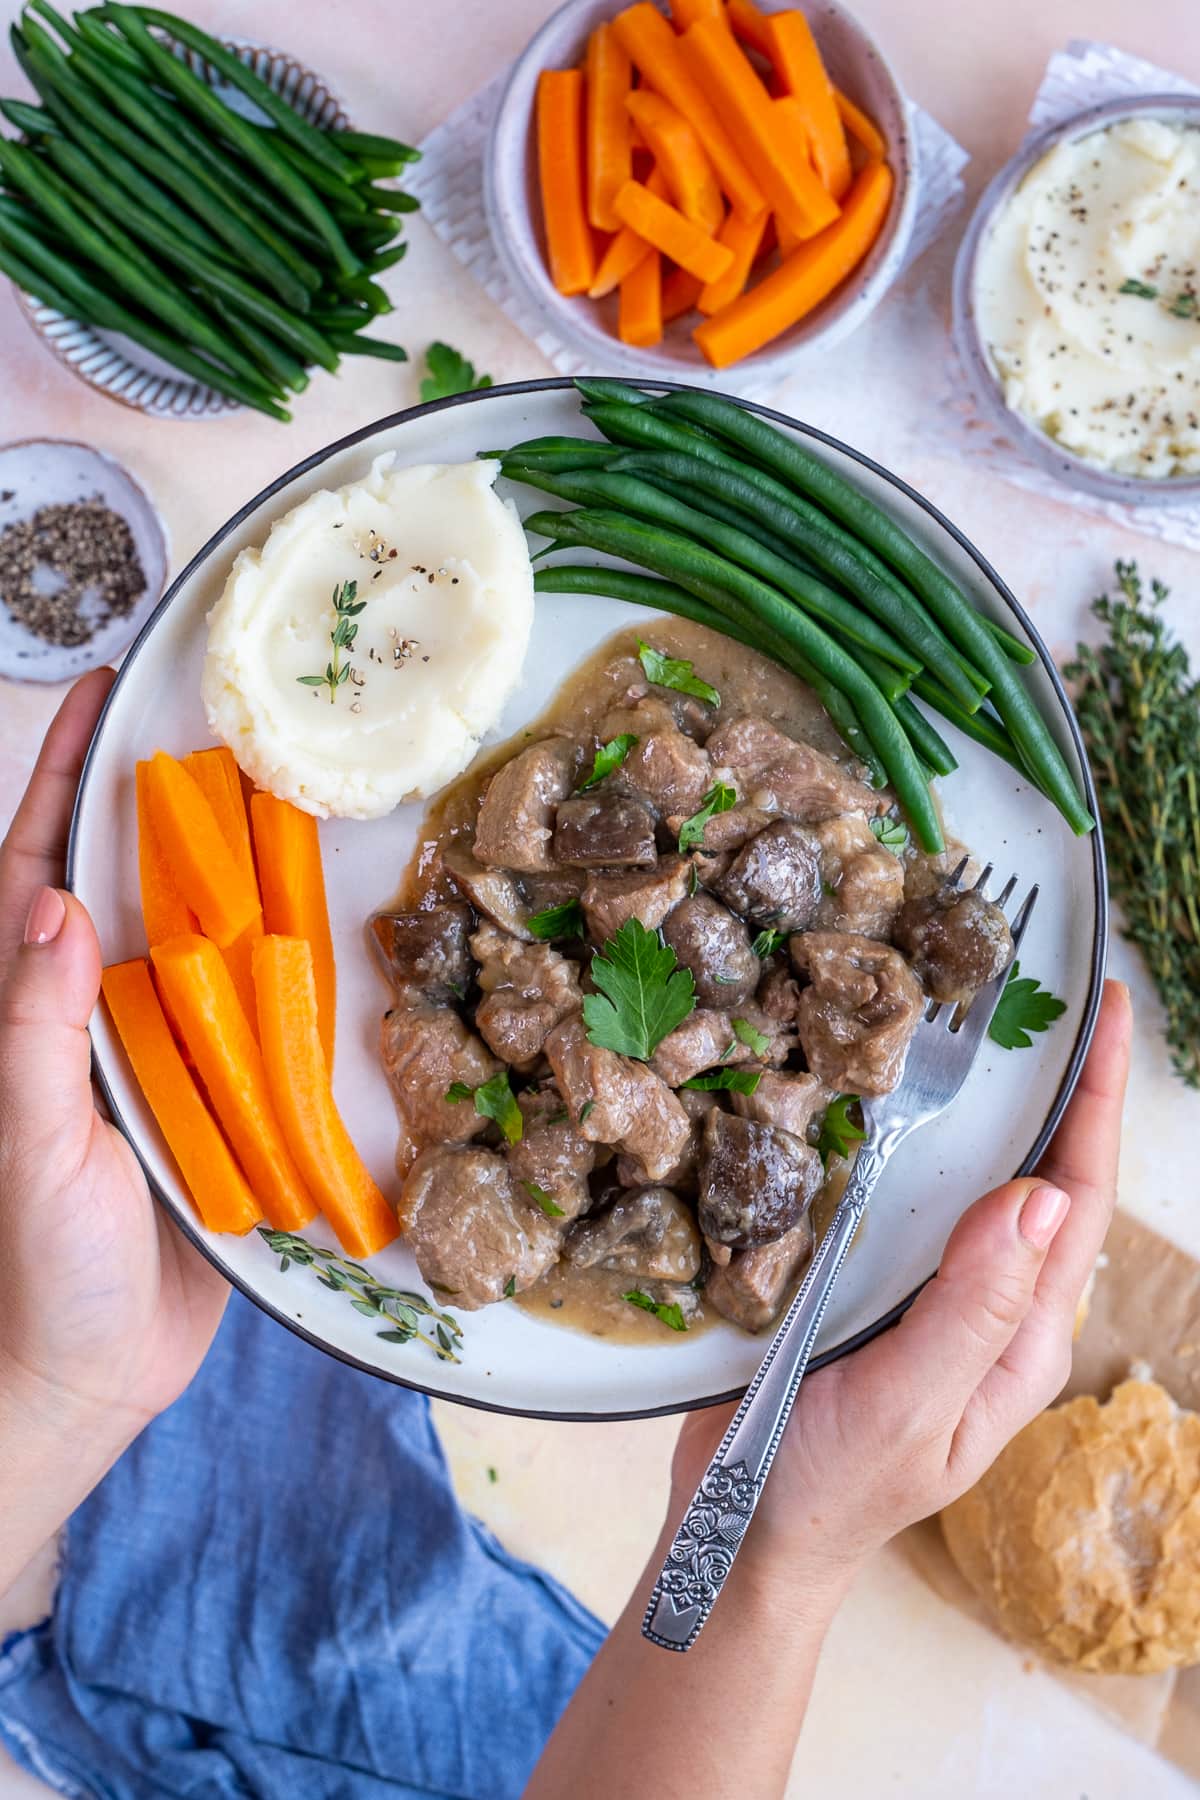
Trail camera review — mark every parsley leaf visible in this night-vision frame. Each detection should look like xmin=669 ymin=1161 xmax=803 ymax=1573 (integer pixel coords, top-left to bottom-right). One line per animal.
xmin=637 ymin=640 xmax=719 ymax=707
xmin=681 ymin=1067 xmax=762 ymax=1094
xmin=1119 ymin=278 xmax=1159 ymax=299
xmin=578 ymin=732 xmax=637 ymax=792
xmin=677 ymin=781 xmax=737 ymax=851
xmin=503 ymin=1275 xmax=516 ymax=1298
xmin=419 ymin=341 xmax=494 ymax=403
xmin=752 ymin=927 xmax=786 ymax=959
xmin=817 ymin=1094 xmax=866 ymax=1167
xmin=731 ymin=1016 xmax=769 ymax=1057
xmin=522 ymin=1180 xmax=565 ymax=1218
xmin=870 ymin=815 xmax=909 ymax=854
xmin=527 ymin=898 xmax=584 ymax=941
xmin=623 ymin=1288 xmax=688 ymax=1331
xmin=582 ymin=917 xmax=696 ymax=1059
xmin=1169 ymin=292 xmax=1198 ymax=318
xmin=444 ymin=1070 xmax=523 ymax=1142
xmin=987 ymin=961 xmax=1067 ymax=1051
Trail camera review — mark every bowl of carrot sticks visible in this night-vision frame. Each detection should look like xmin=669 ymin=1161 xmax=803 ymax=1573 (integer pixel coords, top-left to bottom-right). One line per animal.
xmin=485 ymin=0 xmax=916 ymax=379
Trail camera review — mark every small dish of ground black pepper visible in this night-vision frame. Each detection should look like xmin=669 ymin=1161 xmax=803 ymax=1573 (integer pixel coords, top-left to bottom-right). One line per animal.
xmin=0 ymin=438 xmax=168 ymax=684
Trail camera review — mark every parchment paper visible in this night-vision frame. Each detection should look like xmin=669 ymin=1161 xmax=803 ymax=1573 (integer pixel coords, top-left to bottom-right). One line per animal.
xmin=901 ymin=1209 xmax=1200 ymax=1777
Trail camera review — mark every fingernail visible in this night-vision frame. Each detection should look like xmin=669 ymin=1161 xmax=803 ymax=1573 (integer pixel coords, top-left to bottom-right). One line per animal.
xmin=1019 ymin=1185 xmax=1070 ymax=1250
xmin=24 ymin=886 xmax=66 ymax=946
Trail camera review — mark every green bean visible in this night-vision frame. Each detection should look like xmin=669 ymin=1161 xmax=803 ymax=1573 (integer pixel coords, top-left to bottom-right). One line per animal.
xmin=362 ymin=242 xmax=408 ymax=276
xmin=0 ymin=138 xmax=271 ymax=387
xmin=266 ymin=130 xmax=368 ymax=208
xmin=857 ymin=648 xmax=913 ymax=706
xmin=523 ymin=508 xmax=943 ymax=850
xmin=71 ymin=46 xmax=322 ymax=289
xmin=71 ymin=8 xmax=144 ymax=70
xmin=656 ymin=389 xmax=1095 ymax=832
xmin=358 ymin=185 xmax=419 ymax=215
xmin=0 ymin=213 xmax=290 ymax=417
xmin=131 ymin=8 xmax=361 ymax=180
xmin=216 ymin=304 xmax=310 ymax=394
xmin=981 ymin=616 xmax=1036 ymax=665
xmin=353 ymin=152 xmax=413 ymax=181
xmin=98 ymin=7 xmax=361 ymax=277
xmin=642 ymin=472 xmax=822 ymax=579
xmin=27 ymin=0 xmax=85 ymax=52
xmin=0 ymin=97 xmax=59 ymax=136
xmin=911 ymin=675 xmax=1047 ymax=792
xmin=41 ymin=134 xmax=341 ymax=372
xmin=308 ymin=304 xmax=372 ymax=328
xmin=329 ymin=127 xmax=420 ymax=165
xmin=574 ymin=376 xmax=659 ymax=408
xmin=326 ymin=333 xmax=408 ymax=360
xmin=341 ymin=214 xmax=402 ymax=251
xmin=893 ymin=694 xmax=958 ymax=777
xmin=331 ymin=273 xmax=393 ymax=312
xmin=502 ymin=461 xmax=922 ymax=676
xmin=487 ymin=437 xmax=616 ymax=469
xmin=532 ymin=563 xmax=887 ymax=785
xmin=606 ymin=438 xmax=987 ymax=714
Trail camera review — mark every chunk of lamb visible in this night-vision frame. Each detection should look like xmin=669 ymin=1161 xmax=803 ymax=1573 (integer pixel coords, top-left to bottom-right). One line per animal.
xmin=442 ymin=843 xmax=535 ymax=941
xmin=698 ymin=1111 xmax=823 ymax=1250
xmin=402 ymin=1145 xmax=561 ymax=1308
xmin=707 ymin=715 xmax=884 ymax=822
xmin=616 ymin=1087 xmax=717 ymax=1193
xmin=564 ymin=1186 xmax=702 ymax=1283
xmin=731 ymin=1070 xmax=833 ymax=1144
xmin=545 ymin=1014 xmax=692 ymax=1183
xmin=380 ymin=1003 xmax=502 ymax=1175
xmin=812 ymin=813 xmax=905 ymax=941
xmin=893 ymin=885 xmax=1014 ymax=1004
xmin=664 ymin=803 xmax=773 ymax=855
xmin=756 ymin=959 xmax=802 ymax=1025
xmin=705 ymin=1218 xmax=816 ymax=1332
xmin=598 ymin=696 xmax=713 ymax=815
xmin=790 ymin=931 xmax=923 ymax=1095
xmin=553 ymin=793 xmax=657 ymax=868
xmin=581 ymin=856 xmax=690 ymax=945
xmin=715 ymin=821 xmax=822 ymax=931
xmin=473 ymin=738 xmax=575 ymax=873
xmin=661 ymin=892 xmax=760 ymax=1007
xmin=371 ymin=903 xmax=472 ymax=999
xmin=651 ymin=1008 xmax=747 ymax=1088
xmin=507 ymin=1087 xmax=596 ymax=1221
xmin=470 ymin=922 xmax=582 ymax=1070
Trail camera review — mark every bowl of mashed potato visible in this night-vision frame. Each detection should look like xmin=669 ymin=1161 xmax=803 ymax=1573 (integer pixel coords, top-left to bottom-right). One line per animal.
xmin=953 ymin=95 xmax=1200 ymax=501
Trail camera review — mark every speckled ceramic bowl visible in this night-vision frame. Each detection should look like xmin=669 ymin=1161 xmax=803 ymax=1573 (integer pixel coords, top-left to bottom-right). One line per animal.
xmin=14 ymin=36 xmax=350 ymax=422
xmin=486 ymin=0 xmax=917 ymax=383
xmin=952 ymin=93 xmax=1200 ymax=507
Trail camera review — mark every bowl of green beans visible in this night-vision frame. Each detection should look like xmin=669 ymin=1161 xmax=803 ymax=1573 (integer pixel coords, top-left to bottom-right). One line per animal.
xmin=1 ymin=3 xmax=417 ymax=423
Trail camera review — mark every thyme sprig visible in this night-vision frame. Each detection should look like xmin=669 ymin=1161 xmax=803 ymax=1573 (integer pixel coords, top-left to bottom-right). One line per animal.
xmin=1065 ymin=562 xmax=1200 ymax=1087
xmin=258 ymin=1228 xmax=464 ymax=1363
xmin=297 ymin=579 xmax=366 ymax=703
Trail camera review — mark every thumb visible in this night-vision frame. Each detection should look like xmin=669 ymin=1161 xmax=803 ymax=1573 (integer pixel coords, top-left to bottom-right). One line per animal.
xmin=874 ymin=1177 xmax=1072 ymax=1431
xmin=0 ymin=887 xmax=102 ymax=1175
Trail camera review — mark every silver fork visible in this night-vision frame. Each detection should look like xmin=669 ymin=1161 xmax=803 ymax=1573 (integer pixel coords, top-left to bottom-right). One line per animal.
xmin=642 ymin=865 xmax=1039 ymax=1653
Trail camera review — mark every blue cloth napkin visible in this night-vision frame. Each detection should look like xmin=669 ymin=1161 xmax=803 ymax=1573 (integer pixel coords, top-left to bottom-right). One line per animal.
xmin=0 ymin=1290 xmax=605 ymax=1799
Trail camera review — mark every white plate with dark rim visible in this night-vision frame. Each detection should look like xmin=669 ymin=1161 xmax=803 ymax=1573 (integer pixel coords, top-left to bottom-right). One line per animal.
xmin=67 ymin=379 xmax=1107 ymax=1421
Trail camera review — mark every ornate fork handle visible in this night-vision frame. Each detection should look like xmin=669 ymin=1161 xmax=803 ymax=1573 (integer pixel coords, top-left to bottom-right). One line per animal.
xmin=642 ymin=1135 xmax=894 ymax=1653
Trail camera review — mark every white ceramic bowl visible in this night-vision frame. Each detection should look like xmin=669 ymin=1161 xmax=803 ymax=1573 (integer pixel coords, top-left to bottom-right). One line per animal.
xmin=14 ymin=37 xmax=350 ymax=422
xmin=68 ymin=381 xmax=1106 ymax=1420
xmin=485 ymin=0 xmax=917 ymax=382
xmin=952 ymin=93 xmax=1200 ymax=507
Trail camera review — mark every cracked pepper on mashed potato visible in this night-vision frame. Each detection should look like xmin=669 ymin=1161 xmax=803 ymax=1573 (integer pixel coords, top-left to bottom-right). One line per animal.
xmin=201 ymin=456 xmax=534 ymax=819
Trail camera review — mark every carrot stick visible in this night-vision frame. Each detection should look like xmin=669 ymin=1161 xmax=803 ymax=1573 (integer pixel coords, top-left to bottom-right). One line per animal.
xmin=184 ymin=747 xmax=263 ymax=1032
xmin=626 ymin=89 xmax=723 ymax=235
xmin=250 ymin=791 xmax=336 ymax=1070
xmin=585 ymin=24 xmax=634 ymax=232
xmin=767 ymin=11 xmax=852 ymax=200
xmin=725 ymin=0 xmax=773 ymax=55
xmin=612 ymin=4 xmax=763 ymax=219
xmin=613 ymin=179 xmax=733 ymax=282
xmin=142 ymin=751 xmax=260 ymax=950
xmin=662 ymin=266 xmax=704 ymax=320
xmin=669 ymin=0 xmax=724 ymax=26
xmin=135 ymin=759 xmax=196 ymax=946
xmin=589 ymin=163 xmax=669 ymax=296
xmin=536 ymin=69 xmax=595 ymax=295
xmin=254 ymin=936 xmax=398 ymax=1260
xmin=698 ymin=204 xmax=769 ymax=313
xmin=151 ymin=933 xmax=317 ymax=1233
xmin=619 ymin=246 xmax=663 ymax=345
xmin=693 ymin=158 xmax=892 ymax=366
xmin=834 ymin=87 xmax=886 ymax=161
xmin=680 ymin=18 xmax=839 ymax=239
xmin=102 ymin=958 xmax=262 ymax=1235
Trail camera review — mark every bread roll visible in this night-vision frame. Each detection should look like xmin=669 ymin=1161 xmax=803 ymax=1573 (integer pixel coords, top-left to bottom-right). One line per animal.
xmin=941 ymin=1378 xmax=1200 ymax=1674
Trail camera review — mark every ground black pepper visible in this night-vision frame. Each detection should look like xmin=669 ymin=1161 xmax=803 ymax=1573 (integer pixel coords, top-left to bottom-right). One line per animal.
xmin=0 ymin=498 xmax=146 ymax=647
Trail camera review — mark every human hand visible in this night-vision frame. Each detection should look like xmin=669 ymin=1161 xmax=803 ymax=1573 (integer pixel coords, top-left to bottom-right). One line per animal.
xmin=673 ymin=979 xmax=1132 ymax=1601
xmin=0 ymin=673 xmax=228 ymax=1515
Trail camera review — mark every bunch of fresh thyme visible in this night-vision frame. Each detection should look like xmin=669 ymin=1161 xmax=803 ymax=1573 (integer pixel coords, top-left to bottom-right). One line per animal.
xmin=258 ymin=1228 xmax=464 ymax=1363
xmin=1065 ymin=562 xmax=1200 ymax=1086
